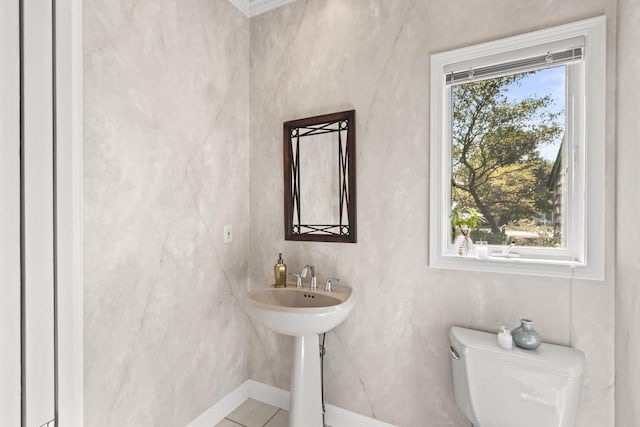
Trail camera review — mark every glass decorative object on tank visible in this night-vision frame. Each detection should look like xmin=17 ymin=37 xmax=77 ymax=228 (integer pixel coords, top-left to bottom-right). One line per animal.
xmin=451 ymin=206 xmax=485 ymax=256
xmin=511 ymin=318 xmax=542 ymax=350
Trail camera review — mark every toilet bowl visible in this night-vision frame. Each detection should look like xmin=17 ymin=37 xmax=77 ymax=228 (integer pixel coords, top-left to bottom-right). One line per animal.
xmin=449 ymin=326 xmax=586 ymax=427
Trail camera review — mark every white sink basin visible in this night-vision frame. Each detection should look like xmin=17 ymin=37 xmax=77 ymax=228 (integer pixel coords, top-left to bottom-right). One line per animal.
xmin=245 ymin=285 xmax=356 ymax=426
xmin=245 ymin=286 xmax=355 ymax=336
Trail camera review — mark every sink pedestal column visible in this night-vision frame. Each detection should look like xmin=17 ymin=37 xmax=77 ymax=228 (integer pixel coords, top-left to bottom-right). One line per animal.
xmin=289 ymin=334 xmax=323 ymax=427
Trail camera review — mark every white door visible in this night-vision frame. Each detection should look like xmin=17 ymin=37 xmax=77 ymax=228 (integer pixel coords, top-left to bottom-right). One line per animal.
xmin=2 ymin=0 xmax=57 ymax=425
xmin=23 ymin=0 xmax=57 ymax=425
xmin=1 ymin=0 xmax=22 ymax=425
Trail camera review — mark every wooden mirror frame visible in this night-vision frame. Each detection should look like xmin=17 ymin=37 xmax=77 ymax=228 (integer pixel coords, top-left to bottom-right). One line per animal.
xmin=283 ymin=110 xmax=357 ymax=243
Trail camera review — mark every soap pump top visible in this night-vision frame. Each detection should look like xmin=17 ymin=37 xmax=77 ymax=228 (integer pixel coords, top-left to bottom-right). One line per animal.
xmin=274 ymin=253 xmax=287 ymax=288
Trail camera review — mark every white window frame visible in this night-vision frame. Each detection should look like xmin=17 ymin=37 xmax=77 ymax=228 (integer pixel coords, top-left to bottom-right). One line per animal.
xmin=429 ymin=17 xmax=605 ymax=280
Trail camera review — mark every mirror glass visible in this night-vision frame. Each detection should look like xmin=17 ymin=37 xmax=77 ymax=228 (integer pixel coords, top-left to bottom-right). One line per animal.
xmin=299 ymin=132 xmax=340 ymax=225
xmin=284 ymin=110 xmax=356 ymax=243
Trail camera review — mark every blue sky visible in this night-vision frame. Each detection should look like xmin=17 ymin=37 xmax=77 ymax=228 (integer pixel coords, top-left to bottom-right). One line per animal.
xmin=502 ymin=65 xmax=566 ymax=161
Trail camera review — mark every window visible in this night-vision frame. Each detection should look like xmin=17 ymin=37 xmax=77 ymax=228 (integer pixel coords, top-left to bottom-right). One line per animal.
xmin=429 ymin=17 xmax=605 ymax=279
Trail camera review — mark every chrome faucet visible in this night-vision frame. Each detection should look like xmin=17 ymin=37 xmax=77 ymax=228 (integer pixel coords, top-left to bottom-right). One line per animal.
xmin=325 ymin=277 xmax=340 ymax=293
xmin=301 ymin=265 xmax=316 ymax=290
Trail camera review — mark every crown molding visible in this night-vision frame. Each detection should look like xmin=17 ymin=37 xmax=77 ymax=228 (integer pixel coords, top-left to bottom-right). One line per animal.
xmin=227 ymin=0 xmax=250 ymax=16
xmin=248 ymin=0 xmax=298 ymax=17
xmin=227 ymin=0 xmax=299 ymax=18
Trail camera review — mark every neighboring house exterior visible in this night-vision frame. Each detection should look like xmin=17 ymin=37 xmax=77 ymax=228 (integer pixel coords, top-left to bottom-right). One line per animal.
xmin=548 ymin=139 xmax=565 ymax=241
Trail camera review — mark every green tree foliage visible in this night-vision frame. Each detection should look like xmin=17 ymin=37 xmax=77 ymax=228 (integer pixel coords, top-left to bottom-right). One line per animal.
xmin=451 ymin=72 xmax=562 ymax=239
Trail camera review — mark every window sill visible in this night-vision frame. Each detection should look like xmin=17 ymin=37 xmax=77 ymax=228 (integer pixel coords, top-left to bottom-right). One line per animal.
xmin=429 ymin=253 xmax=602 ymax=280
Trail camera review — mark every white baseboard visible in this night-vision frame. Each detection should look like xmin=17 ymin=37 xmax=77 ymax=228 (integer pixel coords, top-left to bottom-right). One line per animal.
xmin=187 ymin=379 xmax=397 ymax=427
xmin=246 ymin=380 xmax=290 ymax=410
xmin=323 ymin=403 xmax=397 ymax=427
xmin=187 ymin=381 xmax=250 ymax=427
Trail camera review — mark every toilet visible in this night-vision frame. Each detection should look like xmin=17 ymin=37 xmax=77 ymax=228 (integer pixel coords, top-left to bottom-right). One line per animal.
xmin=449 ymin=326 xmax=586 ymax=427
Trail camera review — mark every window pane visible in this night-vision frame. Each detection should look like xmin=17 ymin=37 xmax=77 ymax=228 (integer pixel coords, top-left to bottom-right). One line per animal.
xmin=450 ymin=66 xmax=566 ymax=248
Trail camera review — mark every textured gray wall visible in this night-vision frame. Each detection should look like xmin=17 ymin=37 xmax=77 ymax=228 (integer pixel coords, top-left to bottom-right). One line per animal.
xmin=616 ymin=0 xmax=640 ymax=425
xmin=81 ymin=0 xmax=632 ymax=425
xmin=248 ymin=1 xmax=616 ymax=426
xmin=83 ymin=0 xmax=250 ymax=425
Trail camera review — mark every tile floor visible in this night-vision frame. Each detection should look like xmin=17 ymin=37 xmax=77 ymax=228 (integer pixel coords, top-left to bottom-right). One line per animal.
xmin=215 ymin=399 xmax=288 ymax=427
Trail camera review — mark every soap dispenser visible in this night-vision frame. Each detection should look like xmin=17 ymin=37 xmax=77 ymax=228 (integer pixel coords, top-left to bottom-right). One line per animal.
xmin=498 ymin=326 xmax=513 ymax=349
xmin=274 ymin=253 xmax=287 ymax=288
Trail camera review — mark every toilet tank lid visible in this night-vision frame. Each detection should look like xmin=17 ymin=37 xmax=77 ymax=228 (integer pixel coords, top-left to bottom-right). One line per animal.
xmin=449 ymin=326 xmax=586 ymax=378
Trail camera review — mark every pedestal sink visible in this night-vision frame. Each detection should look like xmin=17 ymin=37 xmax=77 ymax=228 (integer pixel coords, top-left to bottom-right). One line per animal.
xmin=245 ymin=286 xmax=355 ymax=427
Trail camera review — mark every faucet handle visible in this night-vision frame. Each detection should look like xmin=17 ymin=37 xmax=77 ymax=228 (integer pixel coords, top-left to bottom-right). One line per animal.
xmin=325 ymin=277 xmax=340 ymax=293
xmin=290 ymin=274 xmax=302 ymax=288
xmin=302 ymin=265 xmax=317 ymax=289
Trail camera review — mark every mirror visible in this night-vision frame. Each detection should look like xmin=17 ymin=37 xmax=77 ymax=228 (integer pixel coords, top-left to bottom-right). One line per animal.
xmin=283 ymin=110 xmax=357 ymax=243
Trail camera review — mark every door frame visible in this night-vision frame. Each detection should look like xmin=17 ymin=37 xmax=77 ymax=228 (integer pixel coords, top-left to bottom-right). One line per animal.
xmin=1 ymin=0 xmax=82 ymax=424
xmin=55 ymin=0 xmax=83 ymax=424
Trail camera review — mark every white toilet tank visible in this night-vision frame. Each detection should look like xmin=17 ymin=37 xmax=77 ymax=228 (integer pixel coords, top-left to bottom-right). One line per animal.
xmin=449 ymin=326 xmax=586 ymax=427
